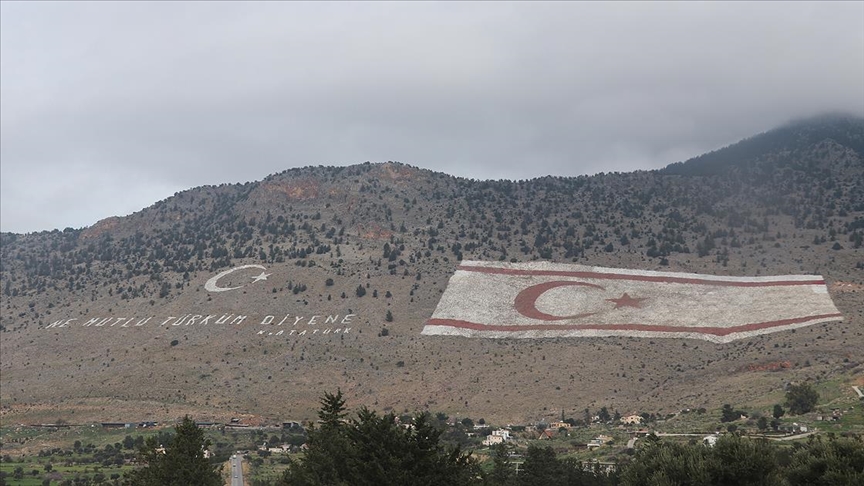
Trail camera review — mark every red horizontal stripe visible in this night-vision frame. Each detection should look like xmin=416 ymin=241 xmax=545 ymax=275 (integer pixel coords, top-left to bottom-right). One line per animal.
xmin=425 ymin=313 xmax=843 ymax=337
xmin=457 ymin=265 xmax=826 ymax=288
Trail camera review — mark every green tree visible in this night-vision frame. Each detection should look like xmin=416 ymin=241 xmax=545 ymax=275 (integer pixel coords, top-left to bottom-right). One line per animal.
xmin=279 ymin=391 xmax=479 ymax=486
xmin=772 ymin=404 xmax=785 ymax=419
xmin=597 ymin=407 xmax=611 ymax=423
xmin=706 ymin=435 xmax=783 ymax=486
xmin=785 ymin=383 xmax=819 ymax=415
xmin=721 ymin=404 xmax=745 ymax=423
xmin=279 ymin=390 xmax=354 ymax=486
xmin=619 ymin=437 xmax=709 ymax=486
xmin=519 ymin=445 xmax=564 ymax=486
xmin=518 ymin=445 xmax=615 ymax=486
xmin=124 ymin=416 xmax=221 ymax=486
xmin=784 ymin=435 xmax=864 ymax=485
xmin=486 ymin=443 xmax=516 ymax=486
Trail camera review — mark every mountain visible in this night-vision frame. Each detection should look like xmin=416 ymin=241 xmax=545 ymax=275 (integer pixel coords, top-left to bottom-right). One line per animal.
xmin=663 ymin=113 xmax=864 ymax=176
xmin=1 ymin=115 xmax=862 ymax=428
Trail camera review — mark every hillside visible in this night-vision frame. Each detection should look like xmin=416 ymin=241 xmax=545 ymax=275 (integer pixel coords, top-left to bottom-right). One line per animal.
xmin=1 ymin=115 xmax=863 ymax=427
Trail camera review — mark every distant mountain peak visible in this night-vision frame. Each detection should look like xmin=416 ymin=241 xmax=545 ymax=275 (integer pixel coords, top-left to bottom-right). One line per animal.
xmin=663 ymin=113 xmax=864 ymax=176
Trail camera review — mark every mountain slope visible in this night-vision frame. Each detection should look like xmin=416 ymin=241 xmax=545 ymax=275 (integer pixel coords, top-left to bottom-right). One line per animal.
xmin=1 ymin=115 xmax=862 ymax=426
xmin=663 ymin=113 xmax=864 ymax=176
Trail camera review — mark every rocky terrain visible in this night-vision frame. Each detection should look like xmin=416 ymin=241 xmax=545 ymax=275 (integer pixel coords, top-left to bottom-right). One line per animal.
xmin=1 ymin=114 xmax=862 ymax=426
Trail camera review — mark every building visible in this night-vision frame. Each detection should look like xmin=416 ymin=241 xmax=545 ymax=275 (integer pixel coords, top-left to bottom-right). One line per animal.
xmin=101 ymin=422 xmax=136 ymax=429
xmin=622 ymin=415 xmax=643 ymax=425
xmin=587 ymin=435 xmax=612 ymax=449
xmin=483 ymin=435 xmax=505 ymax=446
xmin=482 ymin=429 xmax=511 ymax=446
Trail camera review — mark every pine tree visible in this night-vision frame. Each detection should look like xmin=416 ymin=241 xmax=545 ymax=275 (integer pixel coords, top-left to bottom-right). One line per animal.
xmin=125 ymin=416 xmax=221 ymax=486
xmin=486 ymin=443 xmax=516 ymax=486
xmin=278 ymin=391 xmax=479 ymax=486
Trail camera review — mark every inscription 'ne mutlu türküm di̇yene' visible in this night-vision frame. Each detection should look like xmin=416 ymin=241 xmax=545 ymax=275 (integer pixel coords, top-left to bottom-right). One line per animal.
xmin=42 ymin=313 xmax=357 ymax=338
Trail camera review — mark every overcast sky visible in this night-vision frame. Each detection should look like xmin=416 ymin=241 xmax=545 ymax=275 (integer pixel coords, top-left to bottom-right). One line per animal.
xmin=1 ymin=2 xmax=862 ymax=234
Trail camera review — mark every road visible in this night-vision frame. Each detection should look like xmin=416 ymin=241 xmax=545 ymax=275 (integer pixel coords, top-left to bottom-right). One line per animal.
xmin=230 ymin=454 xmax=244 ymax=486
xmin=768 ymin=431 xmax=816 ymax=441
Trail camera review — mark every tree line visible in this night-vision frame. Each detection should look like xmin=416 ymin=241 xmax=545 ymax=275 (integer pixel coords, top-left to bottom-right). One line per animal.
xmin=121 ymin=391 xmax=863 ymax=486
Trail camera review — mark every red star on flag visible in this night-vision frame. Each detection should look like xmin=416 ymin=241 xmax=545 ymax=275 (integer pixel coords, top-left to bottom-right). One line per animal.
xmin=605 ymin=292 xmax=646 ymax=309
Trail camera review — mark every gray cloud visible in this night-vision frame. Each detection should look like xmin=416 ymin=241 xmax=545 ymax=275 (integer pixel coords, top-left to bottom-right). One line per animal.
xmin=2 ymin=1 xmax=862 ymax=233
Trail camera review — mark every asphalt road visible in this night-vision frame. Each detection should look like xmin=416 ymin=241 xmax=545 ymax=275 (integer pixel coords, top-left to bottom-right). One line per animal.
xmin=230 ymin=454 xmax=244 ymax=486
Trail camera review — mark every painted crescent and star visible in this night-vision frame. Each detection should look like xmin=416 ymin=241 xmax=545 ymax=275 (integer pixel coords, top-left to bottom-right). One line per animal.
xmin=204 ymin=265 xmax=272 ymax=292
xmin=514 ymin=281 xmax=646 ymax=321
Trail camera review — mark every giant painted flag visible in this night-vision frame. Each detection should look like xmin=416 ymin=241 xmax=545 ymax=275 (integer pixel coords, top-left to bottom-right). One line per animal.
xmin=422 ymin=261 xmax=843 ymax=343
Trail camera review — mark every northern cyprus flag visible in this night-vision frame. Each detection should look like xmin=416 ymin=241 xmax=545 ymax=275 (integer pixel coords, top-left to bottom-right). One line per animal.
xmin=422 ymin=261 xmax=842 ymax=343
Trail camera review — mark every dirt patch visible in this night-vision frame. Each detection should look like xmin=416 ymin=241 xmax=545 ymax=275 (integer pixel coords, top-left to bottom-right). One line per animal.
xmin=80 ymin=217 xmax=121 ymax=239
xmin=378 ymin=162 xmax=416 ymax=182
xmin=831 ymin=281 xmax=864 ymax=292
xmin=742 ymin=361 xmax=793 ymax=372
xmin=261 ymin=179 xmax=321 ymax=201
xmin=357 ymin=223 xmax=393 ymax=240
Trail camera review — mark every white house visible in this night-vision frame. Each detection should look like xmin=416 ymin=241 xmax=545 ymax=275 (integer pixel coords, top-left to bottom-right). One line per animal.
xmin=483 ymin=435 xmax=505 ymax=446
xmin=483 ymin=429 xmax=511 ymax=446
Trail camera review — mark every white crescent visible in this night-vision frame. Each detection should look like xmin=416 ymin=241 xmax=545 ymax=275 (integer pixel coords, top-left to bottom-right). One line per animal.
xmin=205 ymin=265 xmax=267 ymax=292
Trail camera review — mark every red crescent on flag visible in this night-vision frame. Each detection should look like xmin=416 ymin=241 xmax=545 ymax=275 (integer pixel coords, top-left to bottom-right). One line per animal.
xmin=514 ymin=281 xmax=605 ymax=321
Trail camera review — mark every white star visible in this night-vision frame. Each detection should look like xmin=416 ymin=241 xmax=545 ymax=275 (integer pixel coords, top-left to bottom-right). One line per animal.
xmin=251 ymin=271 xmax=271 ymax=283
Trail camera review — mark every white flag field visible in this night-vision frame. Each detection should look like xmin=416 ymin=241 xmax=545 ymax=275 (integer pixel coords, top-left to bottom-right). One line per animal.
xmin=422 ymin=261 xmax=843 ymax=343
